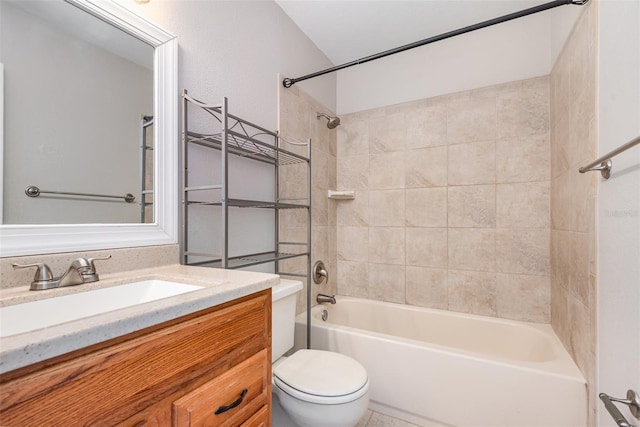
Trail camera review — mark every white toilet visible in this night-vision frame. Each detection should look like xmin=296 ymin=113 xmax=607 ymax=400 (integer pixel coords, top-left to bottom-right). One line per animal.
xmin=272 ymin=280 xmax=370 ymax=427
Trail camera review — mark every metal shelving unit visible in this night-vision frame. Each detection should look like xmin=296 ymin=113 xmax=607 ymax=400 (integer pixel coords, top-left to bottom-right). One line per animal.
xmin=140 ymin=115 xmax=154 ymax=223
xmin=181 ymin=90 xmax=311 ymax=277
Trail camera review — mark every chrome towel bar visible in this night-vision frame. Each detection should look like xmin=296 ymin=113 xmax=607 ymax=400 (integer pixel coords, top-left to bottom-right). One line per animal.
xmin=25 ymin=185 xmax=135 ymax=203
xmin=599 ymin=390 xmax=640 ymax=427
xmin=579 ymin=135 xmax=640 ymax=179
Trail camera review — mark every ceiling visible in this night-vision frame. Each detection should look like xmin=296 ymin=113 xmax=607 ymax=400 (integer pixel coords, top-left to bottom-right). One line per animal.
xmin=275 ymin=0 xmax=567 ymax=65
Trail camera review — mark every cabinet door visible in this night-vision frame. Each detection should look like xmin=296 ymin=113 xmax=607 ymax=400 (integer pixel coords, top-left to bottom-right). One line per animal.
xmin=241 ymin=406 xmax=269 ymax=427
xmin=0 ymin=291 xmax=270 ymax=427
xmin=173 ymin=350 xmax=269 ymax=427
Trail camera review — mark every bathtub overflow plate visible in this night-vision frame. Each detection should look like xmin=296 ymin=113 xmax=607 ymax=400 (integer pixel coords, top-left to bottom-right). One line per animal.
xmin=322 ymin=309 xmax=328 ymax=321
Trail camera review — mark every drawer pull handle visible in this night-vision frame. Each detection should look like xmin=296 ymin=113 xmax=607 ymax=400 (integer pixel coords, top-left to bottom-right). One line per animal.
xmin=214 ymin=388 xmax=248 ymax=415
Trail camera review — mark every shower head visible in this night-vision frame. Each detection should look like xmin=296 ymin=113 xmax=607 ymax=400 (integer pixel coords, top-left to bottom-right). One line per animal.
xmin=316 ymin=112 xmax=341 ymax=129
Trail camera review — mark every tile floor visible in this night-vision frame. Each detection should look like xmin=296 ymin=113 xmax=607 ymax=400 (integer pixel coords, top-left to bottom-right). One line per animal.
xmin=356 ymin=410 xmax=421 ymax=427
xmin=272 ymin=397 xmax=420 ymax=427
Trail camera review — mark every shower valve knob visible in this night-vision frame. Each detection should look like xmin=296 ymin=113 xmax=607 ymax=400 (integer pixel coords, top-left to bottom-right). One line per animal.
xmin=313 ymin=260 xmax=329 ymax=284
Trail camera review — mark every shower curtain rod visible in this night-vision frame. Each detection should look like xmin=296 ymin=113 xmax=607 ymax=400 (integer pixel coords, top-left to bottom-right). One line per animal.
xmin=282 ymin=0 xmax=589 ymax=88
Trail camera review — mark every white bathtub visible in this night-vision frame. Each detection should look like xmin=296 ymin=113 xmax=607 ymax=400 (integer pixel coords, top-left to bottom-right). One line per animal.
xmin=294 ymin=296 xmax=586 ymax=427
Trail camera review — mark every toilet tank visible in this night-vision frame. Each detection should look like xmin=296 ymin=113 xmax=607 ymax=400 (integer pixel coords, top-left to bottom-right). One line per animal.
xmin=271 ymin=279 xmax=303 ymax=363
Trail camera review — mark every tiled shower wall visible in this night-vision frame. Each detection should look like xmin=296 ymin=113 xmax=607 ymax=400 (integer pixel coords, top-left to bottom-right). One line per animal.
xmin=278 ymin=82 xmax=338 ymax=313
xmin=550 ymin=1 xmax=598 ymax=424
xmin=336 ymin=77 xmax=551 ymax=323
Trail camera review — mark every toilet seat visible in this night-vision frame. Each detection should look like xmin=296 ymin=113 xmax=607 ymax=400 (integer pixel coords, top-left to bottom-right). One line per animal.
xmin=273 ymin=349 xmax=369 ymax=405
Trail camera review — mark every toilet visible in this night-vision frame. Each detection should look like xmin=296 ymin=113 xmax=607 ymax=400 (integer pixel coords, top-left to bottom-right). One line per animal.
xmin=272 ymin=279 xmax=370 ymax=427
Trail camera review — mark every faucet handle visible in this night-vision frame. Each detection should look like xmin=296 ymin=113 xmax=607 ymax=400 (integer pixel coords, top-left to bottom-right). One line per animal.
xmin=70 ymin=255 xmax=110 ymax=283
xmin=82 ymin=255 xmax=111 ymax=283
xmin=70 ymin=257 xmax=92 ymax=272
xmin=313 ymin=260 xmax=329 ymax=284
xmin=11 ymin=262 xmax=54 ymax=285
xmin=86 ymin=255 xmax=111 ymax=269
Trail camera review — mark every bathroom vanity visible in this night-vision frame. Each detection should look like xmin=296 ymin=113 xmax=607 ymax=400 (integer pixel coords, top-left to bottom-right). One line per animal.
xmin=0 ymin=266 xmax=277 ymax=426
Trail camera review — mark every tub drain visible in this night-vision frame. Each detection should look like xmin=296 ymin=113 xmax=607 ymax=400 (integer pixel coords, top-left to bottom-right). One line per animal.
xmin=321 ymin=309 xmax=328 ymax=321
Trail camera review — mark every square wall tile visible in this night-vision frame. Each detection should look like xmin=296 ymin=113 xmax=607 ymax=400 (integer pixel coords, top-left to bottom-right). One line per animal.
xmin=406 ymin=103 xmax=448 ymax=149
xmin=369 ymin=227 xmax=405 ymax=265
xmin=337 ymin=117 xmax=369 ymax=157
xmin=448 ymin=269 xmax=497 ymax=316
xmin=405 ymin=146 xmax=447 ymax=188
xmin=337 ymin=227 xmax=369 ymax=262
xmin=369 ymin=112 xmax=407 ymax=153
xmin=279 ymin=163 xmax=308 ymax=199
xmin=279 ymin=86 xmax=311 ymax=141
xmin=312 ymin=226 xmax=330 ymax=262
xmin=550 ymin=109 xmax=570 ymax=179
xmin=337 ymin=155 xmax=369 ymax=190
xmin=370 ymin=190 xmax=405 ymax=227
xmin=312 ymin=187 xmax=328 ymax=226
xmin=497 ymin=76 xmax=549 ymax=138
xmin=496 ymin=273 xmax=550 ymax=322
xmin=406 ymin=266 xmax=448 ymax=309
xmin=405 ymin=188 xmax=447 ymax=227
xmin=496 ymin=133 xmax=550 ymax=183
xmin=368 ymin=263 xmax=405 ymax=303
xmin=336 ymin=192 xmax=369 ymax=226
xmin=279 ymin=209 xmax=307 ymax=228
xmin=496 ymin=229 xmax=549 ymax=276
xmin=369 ymin=152 xmax=405 ymax=190
xmin=312 ymin=148 xmax=329 ymax=190
xmin=337 ymin=260 xmax=369 ymax=298
xmin=448 ymin=228 xmax=496 ymax=272
xmin=448 ymin=141 xmax=496 ymax=185
xmin=405 ymin=227 xmax=448 ymax=268
xmin=446 ymin=96 xmax=497 ymax=144
xmin=448 ymin=185 xmax=496 ymax=228
xmin=550 ymin=273 xmax=570 ymax=343
xmin=496 ymin=182 xmax=549 ymax=229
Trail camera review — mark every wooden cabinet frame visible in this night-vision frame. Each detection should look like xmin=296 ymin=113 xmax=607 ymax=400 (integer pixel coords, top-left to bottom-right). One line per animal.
xmin=0 ymin=290 xmax=272 ymax=426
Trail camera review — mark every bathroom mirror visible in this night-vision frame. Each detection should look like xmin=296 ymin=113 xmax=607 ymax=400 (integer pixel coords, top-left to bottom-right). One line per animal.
xmin=0 ymin=0 xmax=178 ymax=256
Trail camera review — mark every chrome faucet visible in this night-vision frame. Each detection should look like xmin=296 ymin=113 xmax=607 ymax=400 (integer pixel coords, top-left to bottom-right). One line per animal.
xmin=316 ymin=293 xmax=336 ymax=304
xmin=12 ymin=256 xmax=111 ymax=291
xmin=70 ymin=256 xmax=111 ymax=283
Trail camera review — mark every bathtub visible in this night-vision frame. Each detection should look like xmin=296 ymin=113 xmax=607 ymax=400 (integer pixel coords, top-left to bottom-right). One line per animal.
xmin=294 ymin=296 xmax=586 ymax=427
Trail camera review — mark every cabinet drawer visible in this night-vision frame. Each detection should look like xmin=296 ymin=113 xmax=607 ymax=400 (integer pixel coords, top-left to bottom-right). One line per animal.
xmin=241 ymin=405 xmax=269 ymax=427
xmin=173 ymin=349 xmax=269 ymax=427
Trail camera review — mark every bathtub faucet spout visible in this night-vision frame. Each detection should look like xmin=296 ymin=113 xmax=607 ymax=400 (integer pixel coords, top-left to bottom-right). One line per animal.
xmin=317 ymin=293 xmax=336 ymax=304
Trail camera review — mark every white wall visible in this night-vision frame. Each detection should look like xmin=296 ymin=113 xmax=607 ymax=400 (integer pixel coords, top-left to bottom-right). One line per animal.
xmin=115 ymin=0 xmax=335 ymax=270
xmin=597 ymin=0 xmax=640 ymax=424
xmin=117 ymin=0 xmax=336 ymax=129
xmin=336 ymin=4 xmax=581 ymax=114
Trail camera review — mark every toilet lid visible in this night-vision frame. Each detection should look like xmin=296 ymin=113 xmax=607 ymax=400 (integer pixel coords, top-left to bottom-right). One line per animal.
xmin=273 ymin=349 xmax=368 ymax=404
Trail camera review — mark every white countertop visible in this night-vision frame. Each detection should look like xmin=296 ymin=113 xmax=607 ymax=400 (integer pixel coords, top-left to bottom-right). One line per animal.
xmin=0 ymin=264 xmax=279 ymax=375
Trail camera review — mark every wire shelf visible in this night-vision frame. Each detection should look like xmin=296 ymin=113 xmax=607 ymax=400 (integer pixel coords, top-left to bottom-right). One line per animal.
xmin=186 ymin=131 xmax=308 ymax=166
xmin=185 ymin=198 xmax=309 ymax=209
xmin=184 ymin=251 xmax=309 ymax=270
xmin=182 ymin=91 xmax=311 ymax=296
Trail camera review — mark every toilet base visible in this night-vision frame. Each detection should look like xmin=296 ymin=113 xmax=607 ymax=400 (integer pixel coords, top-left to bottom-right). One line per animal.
xmin=274 ymin=385 xmax=370 ymax=427
xmin=272 ymin=392 xmax=298 ymax=427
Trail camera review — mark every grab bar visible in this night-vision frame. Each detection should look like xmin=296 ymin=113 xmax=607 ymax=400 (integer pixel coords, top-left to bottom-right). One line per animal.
xmin=25 ymin=185 xmax=135 ymax=203
xmin=599 ymin=390 xmax=640 ymax=427
xmin=579 ymin=135 xmax=640 ymax=179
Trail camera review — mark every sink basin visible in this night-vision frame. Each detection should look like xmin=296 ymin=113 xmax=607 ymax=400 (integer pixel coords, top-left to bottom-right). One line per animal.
xmin=0 ymin=280 xmax=204 ymax=338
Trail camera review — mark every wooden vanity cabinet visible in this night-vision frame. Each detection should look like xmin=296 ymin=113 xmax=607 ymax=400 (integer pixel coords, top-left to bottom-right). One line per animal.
xmin=0 ymin=290 xmax=272 ymax=427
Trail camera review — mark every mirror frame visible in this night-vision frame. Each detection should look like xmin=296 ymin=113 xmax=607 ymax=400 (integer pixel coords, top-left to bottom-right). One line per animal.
xmin=0 ymin=0 xmax=178 ymax=257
